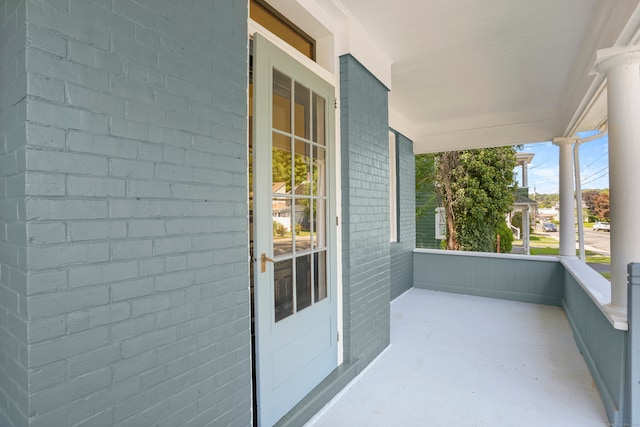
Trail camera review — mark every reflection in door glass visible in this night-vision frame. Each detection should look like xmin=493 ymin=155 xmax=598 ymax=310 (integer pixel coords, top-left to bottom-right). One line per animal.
xmin=272 ymin=133 xmax=292 ymax=192
xmin=296 ymin=255 xmax=312 ymax=311
xmin=273 ymin=70 xmax=291 ymax=132
xmin=294 ymin=139 xmax=311 ymax=189
xmin=312 ymin=93 xmax=326 ymax=145
xmin=274 ymin=259 xmax=294 ymax=321
xmin=294 ymin=82 xmax=310 ymax=139
xmin=294 ymin=139 xmax=312 ymax=252
xmin=273 ymin=196 xmax=293 ymax=257
xmin=298 ymin=199 xmax=312 ymax=251
xmin=314 ymin=251 xmax=327 ymax=302
xmin=314 ymin=198 xmax=326 ymax=249
xmin=313 ymin=146 xmax=326 ymax=197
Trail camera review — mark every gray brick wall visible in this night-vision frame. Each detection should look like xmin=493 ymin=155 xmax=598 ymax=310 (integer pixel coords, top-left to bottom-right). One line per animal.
xmin=8 ymin=1 xmax=251 ymax=426
xmin=390 ymin=132 xmax=415 ymax=300
xmin=340 ymin=55 xmax=391 ymax=369
xmin=0 ymin=1 xmax=29 ymax=427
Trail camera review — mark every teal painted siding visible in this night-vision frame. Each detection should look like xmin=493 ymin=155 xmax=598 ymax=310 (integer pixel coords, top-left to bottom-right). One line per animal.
xmin=390 ymin=132 xmax=415 ymax=300
xmin=3 ymin=2 xmax=251 ymax=426
xmin=628 ymin=263 xmax=640 ymax=426
xmin=563 ymin=270 xmax=626 ymax=425
xmin=0 ymin=2 xmax=28 ymax=427
xmin=340 ymin=54 xmax=391 ymax=369
xmin=414 ymin=250 xmax=563 ymax=305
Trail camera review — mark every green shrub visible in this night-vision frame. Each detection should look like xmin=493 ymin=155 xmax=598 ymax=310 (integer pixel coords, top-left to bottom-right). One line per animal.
xmin=273 ymin=221 xmax=287 ymax=236
xmin=496 ymin=220 xmax=513 ymax=253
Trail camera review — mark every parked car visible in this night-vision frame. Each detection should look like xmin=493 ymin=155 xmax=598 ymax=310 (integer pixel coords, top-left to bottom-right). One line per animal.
xmin=593 ymin=222 xmax=610 ymax=232
xmin=543 ymin=223 xmax=557 ymax=232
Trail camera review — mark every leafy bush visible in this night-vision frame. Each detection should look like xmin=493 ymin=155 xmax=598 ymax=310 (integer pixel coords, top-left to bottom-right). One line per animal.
xmin=496 ymin=220 xmax=514 ymax=253
xmin=273 ymin=221 xmax=287 ymax=236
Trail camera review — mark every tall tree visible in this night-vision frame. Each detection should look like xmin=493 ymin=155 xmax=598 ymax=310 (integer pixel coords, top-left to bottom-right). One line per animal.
xmin=582 ymin=189 xmax=600 ymax=215
xmin=436 ymin=147 xmax=517 ymax=252
xmin=415 ymin=153 xmax=437 ymax=216
xmin=415 ymin=153 xmax=442 ymax=248
xmin=594 ymin=192 xmax=610 ymax=221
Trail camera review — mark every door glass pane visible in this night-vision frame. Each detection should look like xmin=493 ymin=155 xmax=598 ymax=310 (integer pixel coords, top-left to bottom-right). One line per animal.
xmin=294 ymin=140 xmax=311 ymax=192
xmin=296 ymin=255 xmax=312 ymax=311
xmin=273 ymin=197 xmax=293 ymax=257
xmin=314 ymin=251 xmax=327 ymax=302
xmin=274 ymin=259 xmax=294 ymax=321
xmin=272 ymin=133 xmax=292 ymax=192
xmin=315 ymin=198 xmax=326 ymax=249
xmin=273 ymin=132 xmax=293 ymax=257
xmin=312 ymin=93 xmax=326 ymax=145
xmin=294 ymin=82 xmax=310 ymax=139
xmin=293 ymin=139 xmax=312 ymax=252
xmin=296 ymin=198 xmax=311 ymax=252
xmin=273 ymin=69 xmax=291 ymax=132
xmin=313 ymin=146 xmax=326 ymax=197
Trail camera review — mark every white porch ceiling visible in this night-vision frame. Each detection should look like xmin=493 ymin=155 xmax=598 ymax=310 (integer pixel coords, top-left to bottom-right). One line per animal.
xmin=330 ymin=0 xmax=640 ymax=153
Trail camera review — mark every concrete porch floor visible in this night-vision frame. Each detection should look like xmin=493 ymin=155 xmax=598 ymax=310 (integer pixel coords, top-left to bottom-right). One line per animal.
xmin=306 ymin=288 xmax=608 ymax=427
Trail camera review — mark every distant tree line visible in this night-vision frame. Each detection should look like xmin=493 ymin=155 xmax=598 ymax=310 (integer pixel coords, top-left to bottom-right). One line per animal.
xmin=534 ymin=190 xmax=609 ymax=221
xmin=534 ymin=193 xmax=558 ymax=208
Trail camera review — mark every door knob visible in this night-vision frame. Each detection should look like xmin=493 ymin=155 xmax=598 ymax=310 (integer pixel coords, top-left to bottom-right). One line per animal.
xmin=261 ymin=253 xmax=275 ymax=273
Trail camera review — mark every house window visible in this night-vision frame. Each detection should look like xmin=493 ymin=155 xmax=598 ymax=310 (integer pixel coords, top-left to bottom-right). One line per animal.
xmin=389 ymin=130 xmax=398 ymax=242
xmin=250 ymin=0 xmax=315 ymax=60
xmin=435 ymin=207 xmax=446 ymax=240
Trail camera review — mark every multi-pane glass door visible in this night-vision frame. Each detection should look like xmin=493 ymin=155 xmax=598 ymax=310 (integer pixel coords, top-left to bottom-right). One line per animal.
xmin=271 ymin=68 xmax=328 ymax=322
xmin=252 ymin=33 xmax=337 ymax=427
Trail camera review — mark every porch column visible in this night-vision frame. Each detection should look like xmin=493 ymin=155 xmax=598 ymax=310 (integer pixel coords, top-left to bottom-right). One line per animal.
xmin=523 ymin=206 xmax=530 ymax=255
xmin=594 ymin=45 xmax=640 ymax=311
xmin=553 ymin=137 xmax=576 ymax=257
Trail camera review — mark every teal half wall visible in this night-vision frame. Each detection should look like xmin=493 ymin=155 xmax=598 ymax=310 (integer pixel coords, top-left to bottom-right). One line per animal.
xmin=413 ymin=249 xmax=563 ymax=306
xmin=562 ymin=260 xmax=627 ymax=426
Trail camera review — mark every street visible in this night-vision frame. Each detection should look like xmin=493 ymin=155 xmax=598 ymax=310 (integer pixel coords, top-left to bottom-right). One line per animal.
xmin=538 ymin=226 xmax=610 ymax=255
xmin=582 ymin=228 xmax=610 ymax=255
xmin=538 ymin=225 xmax=610 ymax=275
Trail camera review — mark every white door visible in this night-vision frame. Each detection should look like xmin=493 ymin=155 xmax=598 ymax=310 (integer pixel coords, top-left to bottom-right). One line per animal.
xmin=252 ymin=33 xmax=338 ymax=426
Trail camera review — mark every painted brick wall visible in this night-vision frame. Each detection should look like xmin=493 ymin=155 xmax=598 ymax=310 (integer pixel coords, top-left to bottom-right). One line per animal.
xmin=339 ymin=54 xmax=391 ymax=369
xmin=390 ymin=133 xmax=415 ymax=300
xmin=18 ymin=1 xmax=250 ymax=426
xmin=0 ymin=1 xmax=29 ymax=427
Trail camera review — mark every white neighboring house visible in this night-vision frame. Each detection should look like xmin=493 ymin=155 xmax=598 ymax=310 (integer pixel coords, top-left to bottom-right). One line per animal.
xmin=510 ymin=152 xmax=537 ymax=254
xmin=538 ymin=204 xmax=560 ymax=223
xmin=272 ymin=182 xmax=291 ymax=232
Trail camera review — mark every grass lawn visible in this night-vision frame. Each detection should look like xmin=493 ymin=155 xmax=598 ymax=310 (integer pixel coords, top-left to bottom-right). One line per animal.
xmin=529 ymin=234 xmax=559 ymax=245
xmin=526 ymin=232 xmax=610 ymax=280
xmin=529 ymin=246 xmax=611 ymax=264
xmin=529 ymin=247 xmax=559 ymax=256
xmin=585 ymin=252 xmax=611 ymax=264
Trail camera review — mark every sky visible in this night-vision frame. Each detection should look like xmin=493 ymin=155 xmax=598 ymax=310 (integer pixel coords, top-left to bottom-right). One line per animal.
xmin=518 ymin=130 xmax=609 ymax=195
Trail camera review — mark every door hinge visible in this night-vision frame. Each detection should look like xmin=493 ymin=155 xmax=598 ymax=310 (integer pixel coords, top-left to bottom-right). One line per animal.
xmin=336 ymin=216 xmax=339 ymax=226
xmin=337 ymin=331 xmax=340 ymax=342
xmin=334 ymin=99 xmax=337 ymax=109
